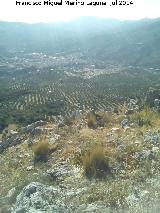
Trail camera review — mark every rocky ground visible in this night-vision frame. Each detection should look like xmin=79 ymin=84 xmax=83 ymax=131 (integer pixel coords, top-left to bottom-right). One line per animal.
xmin=0 ymin=100 xmax=160 ymax=213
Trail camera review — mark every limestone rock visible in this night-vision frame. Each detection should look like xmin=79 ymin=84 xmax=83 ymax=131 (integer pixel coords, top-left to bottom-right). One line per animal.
xmin=11 ymin=182 xmax=71 ymax=213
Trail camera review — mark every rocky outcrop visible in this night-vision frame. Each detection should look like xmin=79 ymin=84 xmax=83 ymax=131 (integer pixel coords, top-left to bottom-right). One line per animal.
xmin=145 ymin=88 xmax=160 ymax=107
xmin=0 ymin=134 xmax=25 ymax=154
xmin=0 ymin=121 xmax=48 ymax=154
xmin=11 ymin=182 xmax=71 ymax=213
xmin=20 ymin=120 xmax=47 ymax=135
xmin=125 ymin=99 xmax=139 ymax=115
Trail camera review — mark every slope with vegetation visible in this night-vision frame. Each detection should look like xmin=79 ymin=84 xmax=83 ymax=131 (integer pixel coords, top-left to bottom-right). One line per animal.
xmin=0 ymin=100 xmax=160 ymax=212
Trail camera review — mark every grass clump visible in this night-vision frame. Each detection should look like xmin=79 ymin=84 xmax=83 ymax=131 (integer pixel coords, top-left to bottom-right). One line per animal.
xmin=129 ymin=107 xmax=157 ymax=127
xmin=87 ymin=111 xmax=113 ymax=128
xmin=32 ymin=138 xmax=50 ymax=162
xmin=81 ymin=145 xmax=111 ymax=179
xmin=87 ymin=112 xmax=97 ymax=129
xmin=96 ymin=111 xmax=112 ymax=127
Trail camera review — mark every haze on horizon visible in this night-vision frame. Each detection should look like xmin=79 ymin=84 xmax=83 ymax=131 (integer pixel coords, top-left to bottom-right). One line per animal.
xmin=0 ymin=0 xmax=160 ymax=23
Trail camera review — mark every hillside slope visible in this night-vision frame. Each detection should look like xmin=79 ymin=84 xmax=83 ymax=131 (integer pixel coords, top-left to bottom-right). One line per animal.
xmin=1 ymin=102 xmax=160 ymax=212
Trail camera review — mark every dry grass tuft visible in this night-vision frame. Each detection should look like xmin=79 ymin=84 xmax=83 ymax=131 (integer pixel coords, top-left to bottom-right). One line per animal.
xmin=87 ymin=113 xmax=97 ymax=129
xmin=96 ymin=111 xmax=112 ymax=127
xmin=32 ymin=138 xmax=50 ymax=162
xmin=81 ymin=145 xmax=111 ymax=179
xmin=129 ymin=106 xmax=159 ymax=127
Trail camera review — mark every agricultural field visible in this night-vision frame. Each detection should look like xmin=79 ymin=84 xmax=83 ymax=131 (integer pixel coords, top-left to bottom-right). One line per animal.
xmin=0 ymin=51 xmax=160 ymax=131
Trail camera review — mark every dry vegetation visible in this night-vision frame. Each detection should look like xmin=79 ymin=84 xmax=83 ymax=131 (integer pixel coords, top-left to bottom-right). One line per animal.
xmin=80 ymin=144 xmax=111 ymax=179
xmin=87 ymin=112 xmax=97 ymax=128
xmin=1 ymin=107 xmax=160 ymax=211
xmin=32 ymin=138 xmax=50 ymax=162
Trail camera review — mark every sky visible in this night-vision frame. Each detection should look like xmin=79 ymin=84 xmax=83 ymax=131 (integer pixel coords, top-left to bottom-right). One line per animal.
xmin=0 ymin=0 xmax=160 ymax=23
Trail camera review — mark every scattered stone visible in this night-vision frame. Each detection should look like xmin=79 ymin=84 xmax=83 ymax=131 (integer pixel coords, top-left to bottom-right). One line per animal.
xmin=111 ymin=127 xmax=120 ymax=133
xmin=152 ymin=146 xmax=159 ymax=154
xmin=5 ymin=187 xmax=17 ymax=203
xmin=134 ymin=140 xmax=142 ymax=145
xmin=126 ymin=188 xmax=149 ymax=206
xmin=106 ymin=133 xmax=114 ymax=143
xmin=125 ymin=98 xmax=139 ymax=115
xmin=34 ymin=127 xmax=54 ymax=135
xmin=154 ymin=99 xmax=160 ymax=108
xmin=10 ymin=130 xmax=18 ymax=135
xmin=144 ymin=130 xmax=160 ymax=145
xmin=58 ymin=122 xmax=65 ymax=128
xmin=77 ymin=203 xmax=109 ymax=212
xmin=121 ymin=119 xmax=129 ymax=129
xmin=126 ymin=192 xmax=140 ymax=206
xmin=124 ymin=126 xmax=131 ymax=132
xmin=27 ymin=139 xmax=34 ymax=147
xmin=116 ymin=144 xmax=126 ymax=152
xmin=0 ymin=134 xmax=25 ymax=154
xmin=21 ymin=120 xmax=47 ymax=135
xmin=49 ymin=134 xmax=60 ymax=145
xmin=145 ymin=88 xmax=160 ymax=107
xmin=134 ymin=150 xmax=153 ymax=160
xmin=71 ymin=110 xmax=82 ymax=120
xmin=45 ymin=164 xmax=77 ymax=181
xmin=26 ymin=166 xmax=34 ymax=171
xmin=125 ymin=109 xmax=134 ymax=115
xmin=18 ymin=155 xmax=24 ymax=159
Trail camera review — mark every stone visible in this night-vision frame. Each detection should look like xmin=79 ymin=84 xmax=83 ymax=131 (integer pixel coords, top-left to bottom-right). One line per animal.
xmin=71 ymin=110 xmax=82 ymax=120
xmin=126 ymin=188 xmax=149 ymax=207
xmin=152 ymin=146 xmax=159 ymax=153
xmin=124 ymin=126 xmax=131 ymax=132
xmin=11 ymin=182 xmax=71 ymax=213
xmin=0 ymin=134 xmax=25 ymax=154
xmin=21 ymin=120 xmax=47 ymax=135
xmin=134 ymin=150 xmax=154 ymax=160
xmin=125 ymin=109 xmax=134 ymax=115
xmin=26 ymin=166 xmax=34 ymax=171
xmin=49 ymin=134 xmax=60 ymax=145
xmin=144 ymin=130 xmax=160 ymax=145
xmin=125 ymin=98 xmax=139 ymax=114
xmin=45 ymin=165 xmax=73 ymax=181
xmin=10 ymin=130 xmax=18 ymax=135
xmin=58 ymin=122 xmax=65 ymax=128
xmin=121 ymin=119 xmax=129 ymax=129
xmin=154 ymin=99 xmax=160 ymax=107
xmin=145 ymin=88 xmax=160 ymax=107
xmin=111 ymin=127 xmax=120 ymax=133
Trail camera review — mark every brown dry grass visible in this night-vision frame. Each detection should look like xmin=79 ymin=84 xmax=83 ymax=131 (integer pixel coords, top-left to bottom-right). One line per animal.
xmin=32 ymin=138 xmax=50 ymax=161
xmin=87 ymin=113 xmax=97 ymax=128
xmin=81 ymin=145 xmax=111 ymax=179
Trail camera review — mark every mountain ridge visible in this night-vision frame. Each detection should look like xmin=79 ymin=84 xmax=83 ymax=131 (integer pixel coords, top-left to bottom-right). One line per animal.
xmin=0 ymin=17 xmax=160 ymax=66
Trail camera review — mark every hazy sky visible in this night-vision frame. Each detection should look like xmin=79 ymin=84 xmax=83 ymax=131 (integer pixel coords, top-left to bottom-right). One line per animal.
xmin=0 ymin=0 xmax=160 ymax=23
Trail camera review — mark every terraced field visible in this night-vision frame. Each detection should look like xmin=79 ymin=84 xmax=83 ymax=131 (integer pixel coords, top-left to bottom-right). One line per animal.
xmin=0 ymin=52 xmax=160 ymax=130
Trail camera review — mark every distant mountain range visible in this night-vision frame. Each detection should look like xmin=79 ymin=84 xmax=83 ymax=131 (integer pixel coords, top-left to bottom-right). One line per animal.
xmin=0 ymin=17 xmax=160 ymax=66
